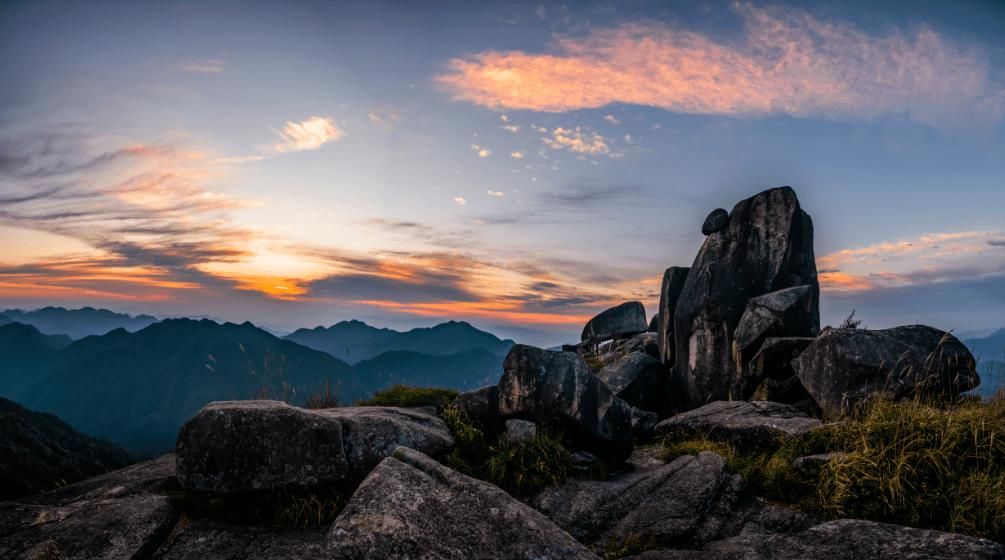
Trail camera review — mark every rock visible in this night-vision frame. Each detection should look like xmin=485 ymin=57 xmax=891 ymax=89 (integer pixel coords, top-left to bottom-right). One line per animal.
xmin=498 ymin=345 xmax=634 ymax=462
xmin=658 ymin=266 xmax=690 ymax=364
xmin=702 ymin=208 xmax=730 ymax=235
xmin=534 ymin=452 xmax=807 ymax=550
xmin=582 ymin=301 xmax=648 ymax=343
xmin=452 ymin=384 xmax=502 ymax=434
xmin=675 ymin=187 xmax=819 ymax=409
xmin=571 ymin=450 xmax=602 ymax=476
xmin=327 ymin=447 xmax=599 ymax=560
xmin=621 ymin=331 xmax=661 ymax=360
xmin=175 ymin=401 xmax=453 ymax=493
xmin=631 ymin=407 xmax=659 ymax=442
xmin=794 ymin=325 xmax=980 ymax=416
xmin=154 ymin=519 xmax=329 ymax=559
xmin=597 ymin=353 xmax=669 ymax=416
xmin=0 ymin=455 xmax=180 ymax=560
xmin=504 ymin=419 xmax=538 ymax=443
xmin=648 ymin=313 xmax=660 ymax=332
xmin=655 ymin=401 xmax=820 ymax=451
xmin=732 ymin=286 xmax=817 ymax=395
xmin=748 ymin=337 xmax=815 ymax=382
xmin=755 ymin=376 xmax=816 ymax=412
xmin=704 ymin=518 xmax=1005 ymax=559
xmin=791 ymin=452 xmax=844 ymax=477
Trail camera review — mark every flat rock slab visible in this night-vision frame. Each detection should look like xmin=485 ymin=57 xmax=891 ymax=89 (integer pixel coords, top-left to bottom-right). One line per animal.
xmin=534 ymin=452 xmax=807 ymax=550
xmin=153 ymin=519 xmax=330 ymax=560
xmin=176 ymin=401 xmax=453 ymax=493
xmin=656 ymin=401 xmax=820 ymax=450
xmin=327 ymin=446 xmax=599 ymax=559
xmin=0 ymin=455 xmax=180 ymax=560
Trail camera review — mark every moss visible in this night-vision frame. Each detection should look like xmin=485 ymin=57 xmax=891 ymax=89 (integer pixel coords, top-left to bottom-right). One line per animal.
xmin=355 ymin=385 xmax=459 ymax=409
xmin=660 ymin=398 xmax=1005 ymax=541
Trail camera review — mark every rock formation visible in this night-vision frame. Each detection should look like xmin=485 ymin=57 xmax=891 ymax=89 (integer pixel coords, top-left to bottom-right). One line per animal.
xmin=581 ymin=301 xmax=648 ymax=343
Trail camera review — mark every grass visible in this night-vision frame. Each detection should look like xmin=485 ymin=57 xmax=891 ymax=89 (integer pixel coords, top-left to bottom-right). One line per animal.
xmin=178 ymin=484 xmax=351 ymax=528
xmin=660 ymin=397 xmax=1005 ymax=541
xmin=303 ymin=378 xmax=341 ymax=409
xmin=441 ymin=405 xmax=571 ymax=497
xmin=356 ymin=384 xmax=459 ymax=409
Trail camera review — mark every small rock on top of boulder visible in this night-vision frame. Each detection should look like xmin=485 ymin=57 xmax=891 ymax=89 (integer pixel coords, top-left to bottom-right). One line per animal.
xmin=582 ymin=301 xmax=648 ymax=342
xmin=656 ymin=400 xmax=820 ymax=450
xmin=794 ymin=325 xmax=979 ymax=416
xmin=499 ymin=344 xmax=634 ymax=462
xmin=702 ymin=208 xmax=730 ymax=235
xmin=328 ymin=446 xmax=599 ymax=560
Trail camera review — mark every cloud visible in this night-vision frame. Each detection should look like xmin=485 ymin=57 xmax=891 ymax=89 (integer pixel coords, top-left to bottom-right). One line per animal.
xmin=454 ymin=197 xmax=467 ymax=205
xmin=603 ymin=114 xmax=621 ymax=125
xmin=470 ymin=144 xmax=491 ymax=157
xmin=435 ymin=4 xmax=1004 ymax=128
xmin=538 ymin=183 xmax=642 ymax=207
xmin=510 ymin=151 xmax=525 ymax=159
xmin=500 ymin=124 xmax=520 ymax=133
xmin=368 ymin=109 xmax=402 ymax=128
xmin=274 ymin=116 xmax=344 ymax=152
xmin=486 ymin=190 xmax=505 ymax=197
xmin=543 ymin=127 xmax=610 ymax=155
xmin=179 ymin=59 xmax=225 ymax=73
xmin=990 ymin=240 xmax=1005 ymax=247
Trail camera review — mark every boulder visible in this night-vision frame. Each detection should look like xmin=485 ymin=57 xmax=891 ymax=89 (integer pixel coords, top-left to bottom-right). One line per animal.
xmin=175 ymin=401 xmax=453 ymax=493
xmin=582 ymin=301 xmax=648 ymax=343
xmin=621 ymin=331 xmax=661 ymax=359
xmin=648 ymin=313 xmax=660 ymax=332
xmin=570 ymin=450 xmax=602 ymax=476
xmin=631 ymin=407 xmax=659 ymax=442
xmin=656 ymin=401 xmax=820 ymax=451
xmin=675 ymin=187 xmax=819 ymax=409
xmin=327 ymin=447 xmax=599 ymax=560
xmin=504 ymin=419 xmax=537 ymax=443
xmin=658 ymin=267 xmax=690 ymax=364
xmin=499 ymin=345 xmax=635 ymax=462
xmin=155 ymin=519 xmax=329 ymax=559
xmin=732 ymin=287 xmax=816 ymax=390
xmin=452 ymin=384 xmax=502 ymax=434
xmin=791 ymin=452 xmax=844 ymax=478
xmin=702 ymin=208 xmax=730 ymax=235
xmin=748 ymin=337 xmax=815 ymax=382
xmin=0 ymin=455 xmax=180 ymax=560
xmin=794 ymin=325 xmax=980 ymax=416
xmin=704 ymin=518 xmax=1005 ymax=559
xmin=597 ymin=353 xmax=669 ymax=416
xmin=534 ymin=452 xmax=811 ymax=550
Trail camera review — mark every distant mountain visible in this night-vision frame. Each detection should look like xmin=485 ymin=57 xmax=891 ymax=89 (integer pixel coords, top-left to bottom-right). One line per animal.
xmin=286 ymin=319 xmax=515 ymax=364
xmin=25 ymin=319 xmax=362 ymax=455
xmin=965 ymin=329 xmax=1005 ymax=362
xmin=0 ymin=323 xmax=72 ymax=402
xmin=0 ymin=396 xmax=131 ymax=500
xmin=1 ymin=307 xmax=158 ymax=339
xmin=353 ymin=348 xmax=504 ymax=395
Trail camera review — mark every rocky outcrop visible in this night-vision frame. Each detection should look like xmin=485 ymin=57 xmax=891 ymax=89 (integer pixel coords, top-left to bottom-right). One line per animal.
xmin=795 ymin=326 xmax=980 ymax=416
xmin=597 ymin=353 xmax=669 ymax=416
xmin=658 ymin=267 xmax=690 ymax=364
xmin=175 ymin=401 xmax=453 ymax=493
xmin=503 ymin=419 xmax=537 ymax=443
xmin=328 ymin=446 xmax=599 ymax=559
xmin=452 ymin=384 xmax=501 ymax=433
xmin=656 ymin=401 xmax=820 ymax=450
xmin=0 ymin=455 xmax=180 ymax=560
xmin=702 ymin=519 xmax=1005 ymax=559
xmin=499 ymin=345 xmax=634 ymax=462
xmin=155 ymin=520 xmax=329 ymax=560
xmin=534 ymin=451 xmax=812 ymax=551
xmin=702 ymin=208 xmax=730 ymax=235
xmin=674 ymin=187 xmax=819 ymax=409
xmin=582 ymin=301 xmax=648 ymax=343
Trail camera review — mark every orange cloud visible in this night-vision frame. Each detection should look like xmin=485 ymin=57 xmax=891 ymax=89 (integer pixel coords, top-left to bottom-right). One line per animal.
xmin=274 ymin=116 xmax=344 ymax=152
xmin=436 ymin=4 xmax=1001 ymax=127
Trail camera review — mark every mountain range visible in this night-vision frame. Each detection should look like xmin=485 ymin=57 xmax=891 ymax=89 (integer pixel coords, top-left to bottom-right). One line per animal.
xmin=0 ymin=316 xmax=510 ymax=455
xmin=0 ymin=307 xmax=157 ymax=339
xmin=285 ymin=319 xmax=515 ymax=364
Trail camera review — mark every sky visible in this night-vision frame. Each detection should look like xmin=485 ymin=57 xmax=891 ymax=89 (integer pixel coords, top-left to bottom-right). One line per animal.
xmin=1 ymin=0 xmax=1004 ymax=346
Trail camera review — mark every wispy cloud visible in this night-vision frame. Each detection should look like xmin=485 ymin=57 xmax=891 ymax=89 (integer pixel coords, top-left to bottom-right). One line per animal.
xmin=470 ymin=144 xmax=491 ymax=158
xmin=510 ymin=151 xmax=525 ymax=159
xmin=179 ymin=59 xmax=226 ymax=73
xmin=454 ymin=197 xmax=467 ymax=205
xmin=538 ymin=183 xmax=642 ymax=207
xmin=274 ymin=116 xmax=344 ymax=153
xmin=486 ymin=190 xmax=505 ymax=197
xmin=436 ymin=3 xmax=1004 ymax=128
xmin=543 ymin=126 xmax=612 ymax=155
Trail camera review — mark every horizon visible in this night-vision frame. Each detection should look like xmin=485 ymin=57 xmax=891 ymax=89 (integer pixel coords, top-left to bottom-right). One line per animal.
xmin=3 ymin=1 xmax=1005 ymax=346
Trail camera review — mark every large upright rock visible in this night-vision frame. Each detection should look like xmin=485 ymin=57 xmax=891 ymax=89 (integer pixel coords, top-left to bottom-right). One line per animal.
xmin=175 ymin=401 xmax=453 ymax=493
xmin=499 ymin=345 xmax=634 ymax=462
xmin=658 ymin=266 xmax=690 ymax=364
xmin=582 ymin=301 xmax=648 ymax=343
xmin=328 ymin=447 xmax=599 ymax=559
xmin=674 ymin=187 xmax=819 ymax=409
xmin=597 ymin=352 xmax=671 ymax=417
xmin=795 ymin=326 xmax=979 ymax=416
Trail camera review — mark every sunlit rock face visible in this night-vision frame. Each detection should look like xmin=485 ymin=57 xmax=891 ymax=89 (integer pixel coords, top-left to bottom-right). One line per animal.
xmin=673 ymin=187 xmax=820 ymax=409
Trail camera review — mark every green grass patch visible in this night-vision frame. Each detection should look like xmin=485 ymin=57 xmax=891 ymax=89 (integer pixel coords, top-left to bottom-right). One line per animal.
xmin=660 ymin=397 xmax=1005 ymax=541
xmin=356 ymin=384 xmax=459 ymax=409
xmin=441 ymin=405 xmax=571 ymax=497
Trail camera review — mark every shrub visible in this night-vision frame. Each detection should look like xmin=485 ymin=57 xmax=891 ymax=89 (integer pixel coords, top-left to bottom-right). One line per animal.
xmin=355 ymin=385 xmax=459 ymax=409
